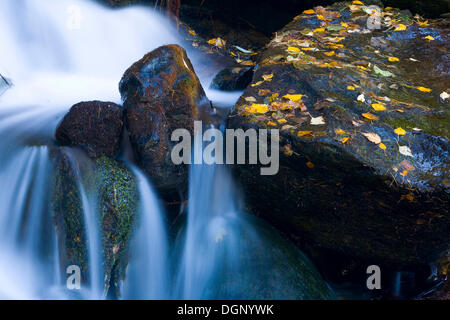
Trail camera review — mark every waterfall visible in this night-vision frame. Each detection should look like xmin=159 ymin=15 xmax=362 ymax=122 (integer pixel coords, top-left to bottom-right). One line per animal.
xmin=121 ymin=167 xmax=170 ymax=300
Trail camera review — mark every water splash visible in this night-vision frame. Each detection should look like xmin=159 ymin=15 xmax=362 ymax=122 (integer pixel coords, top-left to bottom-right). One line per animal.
xmin=121 ymin=166 xmax=170 ymax=300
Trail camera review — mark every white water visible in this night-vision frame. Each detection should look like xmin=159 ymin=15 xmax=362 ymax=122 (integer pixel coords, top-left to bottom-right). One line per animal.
xmin=0 ymin=0 xmax=328 ymax=300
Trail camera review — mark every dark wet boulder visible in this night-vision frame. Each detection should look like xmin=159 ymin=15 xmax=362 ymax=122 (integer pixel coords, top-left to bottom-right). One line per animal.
xmin=51 ymin=148 xmax=138 ymax=296
xmin=210 ymin=64 xmax=254 ymax=91
xmin=228 ymin=3 xmax=449 ymax=269
xmin=55 ymin=101 xmax=124 ymax=158
xmin=119 ymin=44 xmax=210 ymax=196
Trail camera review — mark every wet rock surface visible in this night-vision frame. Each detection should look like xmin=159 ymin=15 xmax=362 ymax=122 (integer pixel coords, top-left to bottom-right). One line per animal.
xmin=210 ymin=64 xmax=254 ymax=91
xmin=55 ymin=101 xmax=124 ymax=158
xmin=228 ymin=2 xmax=449 ymax=268
xmin=119 ymin=44 xmax=209 ymax=196
xmin=51 ymin=148 xmax=138 ymax=295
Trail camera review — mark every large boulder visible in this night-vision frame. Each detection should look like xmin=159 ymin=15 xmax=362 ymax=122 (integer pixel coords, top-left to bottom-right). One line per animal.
xmin=228 ymin=2 xmax=449 ymax=269
xmin=51 ymin=148 xmax=138 ymax=297
xmin=55 ymin=101 xmax=124 ymax=158
xmin=119 ymin=44 xmax=210 ymax=196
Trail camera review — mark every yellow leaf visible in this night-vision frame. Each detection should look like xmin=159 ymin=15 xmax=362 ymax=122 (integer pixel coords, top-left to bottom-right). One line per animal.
xmin=301 ymin=48 xmax=314 ymax=51
xmin=357 ymin=66 xmax=367 ymax=71
xmin=335 ymin=129 xmax=346 ymax=135
xmin=306 ymin=161 xmax=315 ymax=169
xmin=418 ymin=20 xmax=428 ymax=27
xmin=405 ymin=194 xmax=414 ymax=201
xmin=207 ymin=37 xmax=226 ymax=47
xmin=341 ymin=22 xmax=349 ymax=28
xmin=372 ymin=103 xmax=386 ymax=111
xmin=362 ymin=132 xmax=381 ymax=144
xmin=379 ymin=143 xmax=386 ymax=150
xmin=303 ymin=9 xmax=315 ymax=14
xmin=283 ymin=94 xmax=303 ymax=102
xmin=394 ymin=24 xmax=407 ymax=31
xmin=324 ymin=51 xmax=335 ymax=56
xmin=394 ymin=127 xmax=406 ymax=136
xmin=267 ymin=121 xmax=277 ymax=126
xmin=262 ymin=73 xmax=273 ymax=81
xmin=297 ymin=130 xmax=313 ymax=137
xmin=388 ymin=57 xmax=400 ymax=62
xmin=313 ymin=27 xmax=326 ymax=33
xmin=245 ymin=103 xmax=269 ymax=114
xmin=342 ymin=137 xmax=349 ymax=144
xmin=352 ymin=0 xmax=363 ymax=5
xmin=347 ymin=86 xmax=355 ymax=91
xmin=417 ymin=86 xmax=432 ymax=93
xmin=188 ymin=29 xmax=197 ymax=36
xmin=400 ymin=170 xmax=408 ymax=177
xmin=316 ymin=15 xmax=326 ymax=21
xmin=240 ymin=60 xmax=255 ymax=66
xmin=385 ymin=7 xmax=393 ymax=11
xmin=277 ymin=119 xmax=287 ymax=124
xmin=287 ymin=46 xmax=300 ymax=52
xmin=425 ymin=35 xmax=435 ymax=41
xmin=251 ymin=81 xmax=263 ymax=87
xmin=362 ymin=113 xmax=379 ymax=121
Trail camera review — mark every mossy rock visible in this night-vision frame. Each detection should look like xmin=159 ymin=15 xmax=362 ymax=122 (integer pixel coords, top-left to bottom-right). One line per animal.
xmin=51 ymin=148 xmax=138 ymax=296
xmin=228 ymin=2 xmax=449 ymax=268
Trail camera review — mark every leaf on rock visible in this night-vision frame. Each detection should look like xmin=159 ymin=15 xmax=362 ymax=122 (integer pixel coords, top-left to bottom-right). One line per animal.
xmin=362 ymin=113 xmax=379 ymax=121
xmin=362 ymin=132 xmax=381 ymax=144
xmin=373 ymin=65 xmax=394 ymax=77
xmin=335 ymin=129 xmax=346 ymax=135
xmin=379 ymin=143 xmax=386 ymax=150
xmin=372 ymin=103 xmax=386 ymax=111
xmin=244 ymin=96 xmax=256 ymax=102
xmin=417 ymin=86 xmax=432 ymax=93
xmin=425 ymin=35 xmax=435 ymax=41
xmin=262 ymin=73 xmax=274 ymax=81
xmin=394 ymin=127 xmax=406 ymax=136
xmin=394 ymin=24 xmax=407 ymax=31
xmin=440 ymin=92 xmax=449 ymax=101
xmin=342 ymin=137 xmax=349 ymax=144
xmin=388 ymin=57 xmax=400 ymax=62
xmin=245 ymin=103 xmax=269 ymax=114
xmin=310 ymin=115 xmax=326 ymax=125
xmin=297 ymin=130 xmax=313 ymax=137
xmin=399 ymin=145 xmax=413 ymax=157
xmin=357 ymin=94 xmax=366 ymax=102
xmin=303 ymin=9 xmax=315 ymax=14
xmin=283 ymin=94 xmax=303 ymax=102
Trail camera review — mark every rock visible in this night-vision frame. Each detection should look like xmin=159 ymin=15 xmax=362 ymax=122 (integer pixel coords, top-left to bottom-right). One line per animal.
xmin=55 ymin=101 xmax=124 ymax=158
xmin=0 ymin=74 xmax=11 ymax=96
xmin=51 ymin=148 xmax=138 ymax=296
xmin=210 ymin=64 xmax=254 ymax=91
xmin=228 ymin=3 xmax=449 ymax=268
xmin=119 ymin=44 xmax=209 ymax=196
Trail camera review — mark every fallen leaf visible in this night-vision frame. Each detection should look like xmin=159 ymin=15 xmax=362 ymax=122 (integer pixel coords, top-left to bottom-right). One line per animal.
xmin=342 ymin=137 xmax=349 ymax=144
xmin=287 ymin=46 xmax=300 ymax=52
xmin=399 ymin=145 xmax=413 ymax=157
xmin=281 ymin=125 xmax=296 ymax=130
xmin=262 ymin=73 xmax=274 ymax=81
xmin=417 ymin=86 xmax=432 ymax=93
xmin=297 ymin=130 xmax=313 ymax=137
xmin=379 ymin=143 xmax=386 ymax=150
xmin=362 ymin=132 xmax=381 ymax=144
xmin=306 ymin=161 xmax=315 ymax=169
xmin=425 ymin=35 xmax=435 ymax=41
xmin=310 ymin=115 xmax=326 ymax=125
xmin=352 ymin=0 xmax=363 ymax=4
xmin=394 ymin=127 xmax=406 ymax=136
xmin=373 ymin=65 xmax=394 ymax=77
xmin=394 ymin=24 xmax=407 ymax=31
xmin=277 ymin=118 xmax=287 ymax=124
xmin=324 ymin=51 xmax=335 ymax=56
xmin=440 ymin=92 xmax=449 ymax=101
xmin=251 ymin=81 xmax=263 ymax=87
xmin=313 ymin=27 xmax=326 ymax=33
xmin=347 ymin=86 xmax=356 ymax=91
xmin=335 ymin=129 xmax=346 ymax=135
xmin=245 ymin=103 xmax=269 ymax=114
xmin=357 ymin=94 xmax=366 ymax=102
xmin=372 ymin=103 xmax=386 ymax=111
xmin=283 ymin=94 xmax=303 ymax=102
xmin=303 ymin=9 xmax=315 ymax=14
xmin=207 ymin=37 xmax=226 ymax=47
xmin=388 ymin=57 xmax=400 ymax=62
xmin=362 ymin=113 xmax=379 ymax=121
xmin=244 ymin=96 xmax=256 ymax=102
xmin=267 ymin=121 xmax=277 ymax=126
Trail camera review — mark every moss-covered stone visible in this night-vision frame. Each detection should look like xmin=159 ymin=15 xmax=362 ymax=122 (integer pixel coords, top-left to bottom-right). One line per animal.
xmin=228 ymin=2 xmax=449 ymax=268
xmin=51 ymin=149 xmax=138 ymax=297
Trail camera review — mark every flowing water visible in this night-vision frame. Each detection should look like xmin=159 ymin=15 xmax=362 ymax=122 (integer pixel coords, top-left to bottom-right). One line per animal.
xmin=0 ymin=0 xmax=333 ymax=299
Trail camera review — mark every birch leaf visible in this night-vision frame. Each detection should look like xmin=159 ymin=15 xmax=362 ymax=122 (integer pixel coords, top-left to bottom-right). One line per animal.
xmin=362 ymin=132 xmax=381 ymax=144
xmin=399 ymin=145 xmax=413 ymax=157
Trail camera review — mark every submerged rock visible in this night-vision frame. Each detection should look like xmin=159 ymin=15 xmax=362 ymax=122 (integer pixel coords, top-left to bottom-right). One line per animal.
xmin=119 ymin=44 xmax=210 ymax=197
xmin=210 ymin=64 xmax=254 ymax=91
xmin=51 ymin=148 xmax=138 ymax=296
xmin=228 ymin=2 xmax=449 ymax=268
xmin=55 ymin=101 xmax=124 ymax=158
